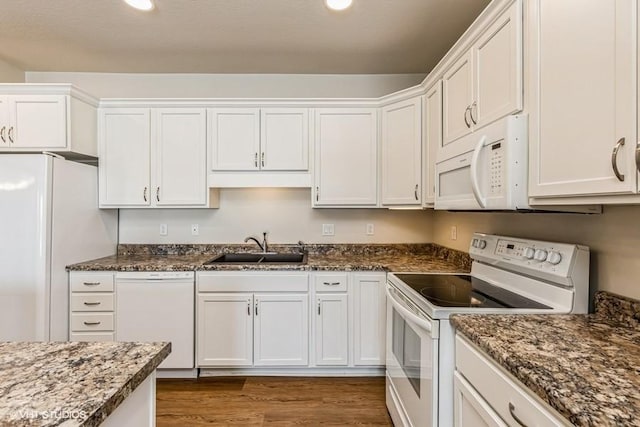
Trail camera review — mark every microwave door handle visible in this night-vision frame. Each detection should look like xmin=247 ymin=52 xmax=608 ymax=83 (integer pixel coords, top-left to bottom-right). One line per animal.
xmin=385 ymin=285 xmax=432 ymax=332
xmin=470 ymin=135 xmax=488 ymax=208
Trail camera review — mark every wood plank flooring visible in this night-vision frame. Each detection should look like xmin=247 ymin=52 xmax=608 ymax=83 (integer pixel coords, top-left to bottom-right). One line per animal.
xmin=156 ymin=376 xmax=393 ymax=426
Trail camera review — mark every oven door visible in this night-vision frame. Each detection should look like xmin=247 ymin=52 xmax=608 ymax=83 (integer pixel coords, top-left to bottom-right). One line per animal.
xmin=385 ymin=283 xmax=439 ymax=427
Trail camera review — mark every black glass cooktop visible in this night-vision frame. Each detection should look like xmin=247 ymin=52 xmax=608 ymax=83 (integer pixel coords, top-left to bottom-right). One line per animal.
xmin=393 ymin=274 xmax=551 ymax=309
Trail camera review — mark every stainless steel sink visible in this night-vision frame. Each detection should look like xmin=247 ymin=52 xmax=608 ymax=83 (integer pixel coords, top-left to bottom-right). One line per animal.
xmin=205 ymin=253 xmax=307 ymax=264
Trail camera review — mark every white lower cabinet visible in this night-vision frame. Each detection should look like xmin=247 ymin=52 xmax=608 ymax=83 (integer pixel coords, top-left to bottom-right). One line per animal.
xmin=315 ymin=293 xmax=349 ymax=366
xmin=69 ymin=272 xmax=115 ymax=342
xmin=353 ymin=273 xmax=386 ymax=366
xmin=455 ymin=334 xmax=570 ymax=427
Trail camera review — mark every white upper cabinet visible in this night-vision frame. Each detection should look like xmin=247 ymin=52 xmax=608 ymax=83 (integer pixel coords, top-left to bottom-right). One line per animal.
xmin=0 ymin=85 xmax=98 ymax=157
xmin=209 ymin=107 xmax=309 ymax=172
xmin=314 ymin=108 xmax=378 ymax=207
xmin=381 ymin=97 xmax=422 ymax=206
xmin=99 ymin=108 xmax=151 ymax=207
xmin=529 ymin=0 xmax=637 ymax=199
xmin=209 ymin=108 xmax=260 ymax=171
xmin=261 ymin=108 xmax=309 ymax=171
xmin=423 ymin=82 xmax=442 ymax=207
xmin=441 ymin=0 xmax=523 ymax=157
xmin=155 ymin=109 xmax=207 ymax=206
xmin=99 ymin=107 xmax=214 ymax=208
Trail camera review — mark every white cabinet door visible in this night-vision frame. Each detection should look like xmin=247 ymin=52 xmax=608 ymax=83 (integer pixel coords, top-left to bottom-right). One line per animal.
xmin=261 ymin=108 xmax=309 ymax=171
xmin=197 ymin=293 xmax=253 ymax=367
xmin=8 ymin=95 xmax=66 ymax=149
xmin=442 ymin=51 xmax=474 ymax=148
xmin=155 ymin=108 xmax=207 ymax=206
xmin=314 ymin=108 xmax=378 ymax=206
xmin=0 ymin=97 xmax=8 ymax=148
xmin=381 ymin=97 xmax=422 ymax=206
xmin=529 ymin=0 xmax=637 ymax=197
xmin=209 ymin=108 xmax=260 ymax=171
xmin=254 ymin=293 xmax=309 ymax=366
xmin=352 ymin=273 xmax=386 ymax=366
xmin=315 ymin=293 xmax=348 ymax=366
xmin=473 ymin=0 xmax=523 ymax=128
xmin=423 ymin=83 xmax=442 ymax=207
xmin=454 ymin=372 xmax=507 ymax=427
xmin=99 ymin=108 xmax=151 ymax=206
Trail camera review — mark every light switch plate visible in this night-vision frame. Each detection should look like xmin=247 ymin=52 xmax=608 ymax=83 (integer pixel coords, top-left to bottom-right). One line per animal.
xmin=322 ymin=224 xmax=335 ymax=236
xmin=366 ymin=223 xmax=375 ymax=235
xmin=160 ymin=224 xmax=168 ymax=236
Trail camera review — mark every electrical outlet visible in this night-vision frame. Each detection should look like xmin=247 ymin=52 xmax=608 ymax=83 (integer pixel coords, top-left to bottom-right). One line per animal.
xmin=450 ymin=225 xmax=457 ymax=240
xmin=191 ymin=224 xmax=199 ymax=236
xmin=160 ymin=224 xmax=168 ymax=236
xmin=366 ymin=223 xmax=375 ymax=235
xmin=322 ymin=224 xmax=335 ymax=236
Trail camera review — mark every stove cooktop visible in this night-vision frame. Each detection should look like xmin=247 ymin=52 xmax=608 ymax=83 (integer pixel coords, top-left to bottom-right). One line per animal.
xmin=392 ymin=273 xmax=551 ymax=309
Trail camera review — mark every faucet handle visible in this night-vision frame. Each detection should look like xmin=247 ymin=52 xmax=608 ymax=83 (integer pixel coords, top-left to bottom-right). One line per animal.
xmin=297 ymin=240 xmax=306 ymax=253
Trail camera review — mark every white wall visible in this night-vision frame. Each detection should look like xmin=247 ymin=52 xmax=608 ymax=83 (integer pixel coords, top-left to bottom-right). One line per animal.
xmin=119 ymin=188 xmax=433 ymax=244
xmin=25 ymin=72 xmax=426 ymax=98
xmin=432 ymin=207 xmax=640 ymax=300
xmin=0 ymin=57 xmax=24 ymax=83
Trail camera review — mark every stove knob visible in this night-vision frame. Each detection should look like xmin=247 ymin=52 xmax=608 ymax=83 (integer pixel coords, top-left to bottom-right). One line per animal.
xmin=547 ymin=251 xmax=562 ymax=265
xmin=534 ymin=249 xmax=548 ymax=262
xmin=471 ymin=238 xmax=479 ymax=248
xmin=524 ymin=247 xmax=535 ymax=259
xmin=477 ymin=240 xmax=487 ymax=249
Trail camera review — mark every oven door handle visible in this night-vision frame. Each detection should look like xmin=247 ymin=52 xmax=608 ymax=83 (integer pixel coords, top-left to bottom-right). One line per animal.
xmin=470 ymin=134 xmax=487 ymax=208
xmin=386 ymin=285 xmax=432 ymax=333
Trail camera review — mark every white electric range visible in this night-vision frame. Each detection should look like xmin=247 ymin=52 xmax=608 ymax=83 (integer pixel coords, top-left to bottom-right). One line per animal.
xmin=385 ymin=233 xmax=590 ymax=427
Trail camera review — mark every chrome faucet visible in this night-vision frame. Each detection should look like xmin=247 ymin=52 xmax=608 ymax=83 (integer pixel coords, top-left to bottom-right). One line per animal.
xmin=244 ymin=232 xmax=269 ymax=253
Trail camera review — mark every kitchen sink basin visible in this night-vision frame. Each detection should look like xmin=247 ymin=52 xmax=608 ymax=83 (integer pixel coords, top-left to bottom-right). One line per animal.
xmin=205 ymin=253 xmax=307 ymax=264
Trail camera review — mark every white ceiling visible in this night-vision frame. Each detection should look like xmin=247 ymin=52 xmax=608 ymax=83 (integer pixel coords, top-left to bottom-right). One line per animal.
xmin=0 ymin=0 xmax=490 ymax=74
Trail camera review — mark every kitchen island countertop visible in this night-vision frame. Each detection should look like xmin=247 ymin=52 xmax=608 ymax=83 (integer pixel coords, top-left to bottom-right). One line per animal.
xmin=452 ymin=292 xmax=640 ymax=426
xmin=0 ymin=341 xmax=170 ymax=427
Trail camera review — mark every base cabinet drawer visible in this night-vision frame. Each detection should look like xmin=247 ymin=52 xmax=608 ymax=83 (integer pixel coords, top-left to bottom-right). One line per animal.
xmin=70 ymin=332 xmax=115 ymax=342
xmin=71 ymin=313 xmax=114 ymax=332
xmin=455 ymin=335 xmax=570 ymax=427
xmin=71 ymin=293 xmax=114 ymax=312
xmin=70 ymin=273 xmax=115 ymax=292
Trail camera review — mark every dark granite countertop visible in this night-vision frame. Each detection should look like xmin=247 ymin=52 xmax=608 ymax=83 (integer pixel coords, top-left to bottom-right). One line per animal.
xmin=0 ymin=341 xmax=170 ymax=427
xmin=67 ymin=243 xmax=471 ymax=273
xmin=451 ymin=292 xmax=640 ymax=427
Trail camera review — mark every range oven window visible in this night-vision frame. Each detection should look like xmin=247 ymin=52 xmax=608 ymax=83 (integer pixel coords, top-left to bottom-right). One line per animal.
xmin=392 ymin=309 xmax=421 ymax=396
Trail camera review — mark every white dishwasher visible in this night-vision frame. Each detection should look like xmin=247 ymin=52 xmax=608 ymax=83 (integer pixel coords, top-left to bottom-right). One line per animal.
xmin=116 ymin=271 xmax=194 ymax=370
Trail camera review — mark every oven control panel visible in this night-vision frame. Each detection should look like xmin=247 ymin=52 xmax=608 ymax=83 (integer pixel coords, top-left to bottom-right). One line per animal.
xmin=469 ymin=233 xmax=589 ymax=285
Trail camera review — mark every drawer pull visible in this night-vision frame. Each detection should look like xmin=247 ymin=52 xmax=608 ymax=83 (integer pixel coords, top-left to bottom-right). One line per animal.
xmin=83 ymin=282 xmax=101 ymax=286
xmin=611 ymin=137 xmax=625 ymax=182
xmin=508 ymin=402 xmax=528 ymax=427
xmin=323 ymin=282 xmax=341 ymax=286
xmin=83 ymin=321 xmax=101 ymax=326
xmin=83 ymin=302 xmax=101 ymax=306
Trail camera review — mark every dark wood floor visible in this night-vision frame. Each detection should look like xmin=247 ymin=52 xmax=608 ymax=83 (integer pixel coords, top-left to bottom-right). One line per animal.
xmin=156 ymin=376 xmax=393 ymax=426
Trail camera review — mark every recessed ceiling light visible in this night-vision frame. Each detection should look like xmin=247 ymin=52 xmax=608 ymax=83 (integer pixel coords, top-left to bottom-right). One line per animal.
xmin=123 ymin=0 xmax=154 ymax=11
xmin=325 ymin=0 xmax=353 ymax=12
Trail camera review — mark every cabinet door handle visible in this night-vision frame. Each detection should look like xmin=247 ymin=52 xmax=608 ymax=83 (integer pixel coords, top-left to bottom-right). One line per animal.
xmin=254 ymin=152 xmax=258 ymax=168
xmin=414 ymin=184 xmax=419 ymax=201
xmin=83 ymin=321 xmax=101 ymax=326
xmin=156 ymin=187 xmax=160 ymax=202
xmin=261 ymin=152 xmax=265 ymax=167
xmin=318 ymin=300 xmax=321 ymax=315
xmin=8 ymin=126 xmax=14 ymax=143
xmin=143 ymin=187 xmax=148 ymax=202
xmin=247 ymin=300 xmax=251 ymax=316
xmin=469 ymin=101 xmax=477 ymax=125
xmin=255 ymin=301 xmax=259 ymax=316
xmin=323 ymin=282 xmax=340 ymax=286
xmin=464 ymin=106 xmax=471 ymax=128
xmin=0 ymin=126 xmax=5 ymax=143
xmin=635 ymin=142 xmax=640 ymax=174
xmin=611 ymin=137 xmax=625 ymax=182
xmin=83 ymin=302 xmax=101 ymax=306
xmin=316 ymin=186 xmax=319 ymax=202
xmin=83 ymin=282 xmax=101 ymax=286
xmin=508 ymin=403 xmax=529 ymax=427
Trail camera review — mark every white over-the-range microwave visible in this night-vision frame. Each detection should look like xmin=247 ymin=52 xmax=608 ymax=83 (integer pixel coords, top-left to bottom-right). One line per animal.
xmin=435 ymin=115 xmax=529 ymax=211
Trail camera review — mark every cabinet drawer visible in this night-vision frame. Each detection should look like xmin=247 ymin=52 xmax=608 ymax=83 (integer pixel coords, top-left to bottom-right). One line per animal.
xmin=70 ymin=273 xmax=114 ymax=292
xmin=70 ymin=313 xmax=114 ymax=332
xmin=198 ymin=272 xmax=309 ymax=292
xmin=314 ymin=274 xmax=348 ymax=292
xmin=455 ymin=335 xmax=570 ymax=427
xmin=71 ymin=293 xmax=114 ymax=312
xmin=70 ymin=332 xmax=115 ymax=342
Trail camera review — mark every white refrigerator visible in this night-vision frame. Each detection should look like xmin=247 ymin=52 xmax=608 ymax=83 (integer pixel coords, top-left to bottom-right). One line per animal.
xmin=0 ymin=154 xmax=118 ymax=341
